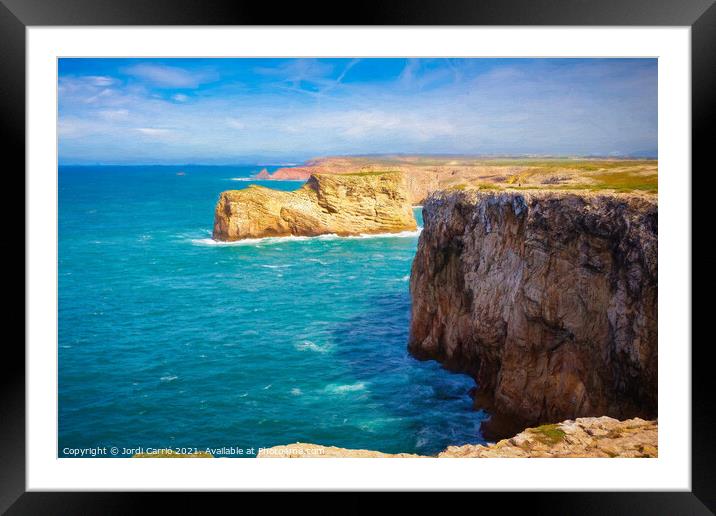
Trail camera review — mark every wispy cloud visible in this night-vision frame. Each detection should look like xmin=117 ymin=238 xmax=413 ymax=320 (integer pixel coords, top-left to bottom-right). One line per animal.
xmin=124 ymin=63 xmax=217 ymax=88
xmin=98 ymin=109 xmax=129 ymax=121
xmin=135 ymin=127 xmax=175 ymax=137
xmin=85 ymin=75 xmax=118 ymax=87
xmin=255 ymin=59 xmax=333 ymax=86
xmin=225 ymin=117 xmax=245 ymax=130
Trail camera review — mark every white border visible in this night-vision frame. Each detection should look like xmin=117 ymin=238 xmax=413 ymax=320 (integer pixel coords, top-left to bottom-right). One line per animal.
xmin=27 ymin=27 xmax=691 ymax=491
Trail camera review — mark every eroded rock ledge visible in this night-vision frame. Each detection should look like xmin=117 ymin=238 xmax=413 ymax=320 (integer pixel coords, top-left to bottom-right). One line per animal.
xmin=212 ymin=171 xmax=417 ymax=241
xmin=408 ymin=190 xmax=657 ymax=438
xmin=257 ymin=417 xmax=657 ymax=458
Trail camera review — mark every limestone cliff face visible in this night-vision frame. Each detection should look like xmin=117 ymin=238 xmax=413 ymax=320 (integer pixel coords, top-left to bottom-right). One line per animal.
xmin=408 ymin=191 xmax=657 ymax=437
xmin=212 ymin=172 xmax=417 ymax=241
xmin=263 ymin=164 xmax=438 ymax=204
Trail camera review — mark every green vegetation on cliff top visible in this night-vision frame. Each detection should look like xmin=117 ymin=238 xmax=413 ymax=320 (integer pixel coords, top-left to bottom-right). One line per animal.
xmin=313 ymin=156 xmax=657 ymax=194
xmin=529 ymin=424 xmax=567 ymax=446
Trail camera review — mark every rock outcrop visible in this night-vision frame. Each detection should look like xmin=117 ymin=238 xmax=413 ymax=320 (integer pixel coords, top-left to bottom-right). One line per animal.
xmin=265 ymin=162 xmax=439 ymax=204
xmin=258 ymin=444 xmax=421 ymax=458
xmin=257 ymin=417 xmax=657 ymax=458
xmin=408 ymin=191 xmax=657 ymax=438
xmin=212 ymin=172 xmax=417 ymax=241
xmin=255 ymin=168 xmax=271 ymax=179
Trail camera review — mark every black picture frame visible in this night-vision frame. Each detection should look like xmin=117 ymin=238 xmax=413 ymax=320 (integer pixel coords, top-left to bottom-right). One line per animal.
xmin=2 ymin=0 xmax=712 ymax=513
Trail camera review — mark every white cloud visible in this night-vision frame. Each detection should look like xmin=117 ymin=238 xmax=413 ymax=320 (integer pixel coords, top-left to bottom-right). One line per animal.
xmin=225 ymin=117 xmax=245 ymax=129
xmin=98 ymin=109 xmax=129 ymax=121
xmin=85 ymin=89 xmax=116 ymax=104
xmin=172 ymin=93 xmax=190 ymax=102
xmin=86 ymin=75 xmax=117 ymax=87
xmin=135 ymin=127 xmax=174 ymax=137
xmin=290 ymin=109 xmax=455 ymax=140
xmin=124 ymin=64 xmax=215 ymax=88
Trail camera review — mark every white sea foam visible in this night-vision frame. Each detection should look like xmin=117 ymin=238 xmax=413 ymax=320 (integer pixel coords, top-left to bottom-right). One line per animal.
xmin=261 ymin=264 xmax=292 ymax=269
xmin=325 ymin=382 xmax=367 ymax=394
xmin=190 ymin=228 xmax=422 ymax=247
xmin=290 ymin=388 xmax=303 ymax=396
xmin=335 ymin=229 xmax=422 ymax=240
xmin=160 ymin=375 xmax=178 ymax=382
xmin=305 ymin=258 xmax=328 ymax=265
xmin=191 ymin=235 xmax=314 ymax=247
xmin=228 ymin=176 xmax=306 ymax=182
xmin=401 ymin=275 xmax=410 ymax=282
xmin=294 ymin=340 xmax=332 ymax=353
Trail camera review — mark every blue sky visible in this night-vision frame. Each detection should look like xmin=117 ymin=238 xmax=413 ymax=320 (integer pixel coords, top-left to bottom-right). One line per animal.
xmin=58 ymin=58 xmax=657 ymax=165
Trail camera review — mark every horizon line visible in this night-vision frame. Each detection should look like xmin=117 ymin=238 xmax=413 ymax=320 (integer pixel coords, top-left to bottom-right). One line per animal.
xmin=58 ymin=153 xmax=658 ymax=167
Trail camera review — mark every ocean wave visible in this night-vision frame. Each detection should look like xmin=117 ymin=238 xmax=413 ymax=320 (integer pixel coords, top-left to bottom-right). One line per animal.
xmin=190 ymin=229 xmax=422 ymax=247
xmin=294 ymin=340 xmax=332 ymax=353
xmin=160 ymin=375 xmax=178 ymax=382
xmin=325 ymin=382 xmax=367 ymax=394
xmin=228 ymin=177 xmax=306 ymax=182
xmin=338 ymin=229 xmax=422 ymax=240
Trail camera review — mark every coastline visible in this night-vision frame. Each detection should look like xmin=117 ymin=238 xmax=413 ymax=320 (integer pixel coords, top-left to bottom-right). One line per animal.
xmin=61 ymin=161 xmax=658 ymax=459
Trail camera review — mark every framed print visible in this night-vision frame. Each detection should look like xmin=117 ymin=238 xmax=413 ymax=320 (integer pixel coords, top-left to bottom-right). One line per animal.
xmin=3 ymin=0 xmax=713 ymax=512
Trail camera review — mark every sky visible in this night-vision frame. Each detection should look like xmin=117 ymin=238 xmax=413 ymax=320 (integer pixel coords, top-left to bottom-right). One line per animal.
xmin=58 ymin=58 xmax=657 ymax=165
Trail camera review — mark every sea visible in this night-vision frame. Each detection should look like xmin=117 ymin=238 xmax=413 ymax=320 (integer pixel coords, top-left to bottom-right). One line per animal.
xmin=58 ymin=165 xmax=488 ymax=457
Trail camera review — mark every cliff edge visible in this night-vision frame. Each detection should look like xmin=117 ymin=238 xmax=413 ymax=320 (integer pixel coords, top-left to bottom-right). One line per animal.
xmin=257 ymin=417 xmax=657 ymax=458
xmin=213 ymin=172 xmax=417 ymax=241
xmin=408 ymin=190 xmax=657 ymax=438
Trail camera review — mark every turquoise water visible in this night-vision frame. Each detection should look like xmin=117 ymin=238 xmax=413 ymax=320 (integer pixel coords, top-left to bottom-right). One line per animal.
xmin=58 ymin=165 xmax=487 ymax=457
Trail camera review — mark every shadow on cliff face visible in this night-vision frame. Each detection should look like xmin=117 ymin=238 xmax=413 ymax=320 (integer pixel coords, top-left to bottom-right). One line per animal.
xmin=326 ymin=290 xmax=489 ymax=455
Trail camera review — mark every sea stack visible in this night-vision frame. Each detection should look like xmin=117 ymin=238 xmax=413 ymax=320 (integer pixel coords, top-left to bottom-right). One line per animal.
xmin=408 ymin=190 xmax=658 ymax=438
xmin=212 ymin=171 xmax=417 ymax=241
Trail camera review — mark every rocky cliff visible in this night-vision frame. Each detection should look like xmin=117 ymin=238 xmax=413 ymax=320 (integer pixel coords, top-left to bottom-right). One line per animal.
xmin=261 ymin=162 xmax=438 ymax=204
xmin=408 ymin=191 xmax=657 ymax=438
xmin=212 ymin=172 xmax=417 ymax=241
xmin=257 ymin=417 xmax=657 ymax=458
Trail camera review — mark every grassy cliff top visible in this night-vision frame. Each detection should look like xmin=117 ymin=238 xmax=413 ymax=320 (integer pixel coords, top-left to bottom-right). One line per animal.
xmin=303 ymin=155 xmax=658 ymax=194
